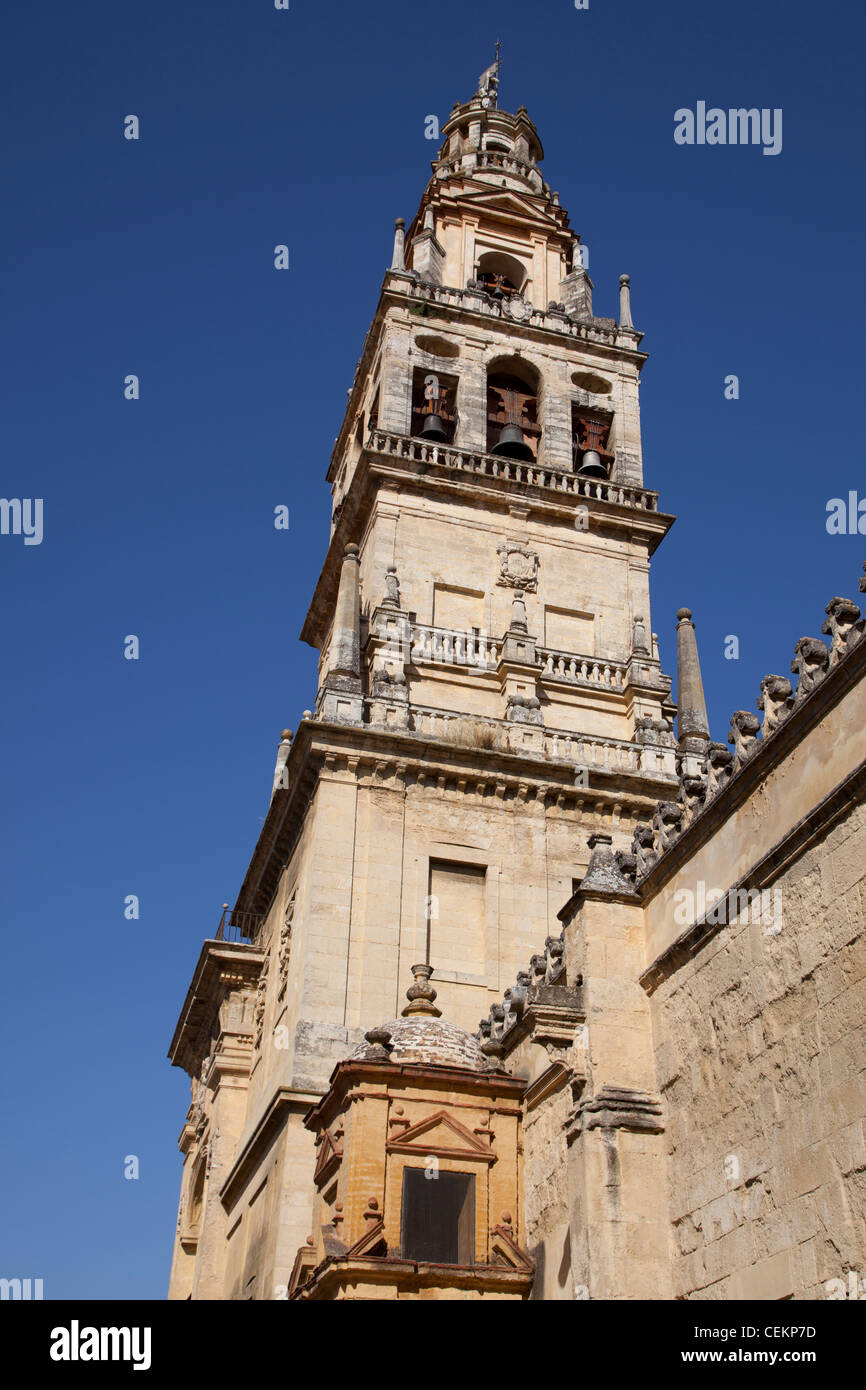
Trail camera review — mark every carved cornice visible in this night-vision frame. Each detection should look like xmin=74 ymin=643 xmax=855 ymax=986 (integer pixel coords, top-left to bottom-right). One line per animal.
xmin=167 ymin=941 xmax=265 ymax=1079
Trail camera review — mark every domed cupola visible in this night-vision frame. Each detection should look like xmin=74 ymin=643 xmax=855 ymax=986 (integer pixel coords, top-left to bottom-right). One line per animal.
xmin=351 ymin=963 xmax=488 ymax=1072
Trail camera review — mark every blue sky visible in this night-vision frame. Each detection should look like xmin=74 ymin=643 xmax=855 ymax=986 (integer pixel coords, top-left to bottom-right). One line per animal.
xmin=1 ymin=0 xmax=864 ymax=1299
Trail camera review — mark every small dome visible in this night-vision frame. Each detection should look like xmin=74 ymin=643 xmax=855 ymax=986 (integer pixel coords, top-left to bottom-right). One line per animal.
xmin=351 ymin=1015 xmax=486 ymax=1072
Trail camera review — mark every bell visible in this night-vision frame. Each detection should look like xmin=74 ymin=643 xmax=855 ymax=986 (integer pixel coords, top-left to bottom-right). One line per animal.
xmin=492 ymin=423 xmax=534 ymax=461
xmin=577 ymin=449 xmax=607 ymax=478
xmin=419 ymin=412 xmax=448 ymax=442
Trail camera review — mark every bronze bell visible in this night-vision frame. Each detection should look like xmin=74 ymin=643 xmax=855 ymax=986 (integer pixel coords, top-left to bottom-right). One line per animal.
xmin=492 ymin=422 xmax=534 ymax=461
xmin=577 ymin=449 xmax=607 ymax=478
xmin=419 ymin=411 xmax=448 ymax=442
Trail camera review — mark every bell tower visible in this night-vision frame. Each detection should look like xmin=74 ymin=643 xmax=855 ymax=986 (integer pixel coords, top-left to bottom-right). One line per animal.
xmin=168 ymin=62 xmax=680 ymax=1300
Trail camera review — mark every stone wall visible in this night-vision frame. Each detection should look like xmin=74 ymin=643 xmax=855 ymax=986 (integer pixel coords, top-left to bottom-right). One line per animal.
xmin=651 ymin=788 xmax=866 ymax=1300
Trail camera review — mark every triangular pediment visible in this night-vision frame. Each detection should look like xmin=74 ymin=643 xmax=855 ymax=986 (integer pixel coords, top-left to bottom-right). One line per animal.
xmin=450 ymin=186 xmax=561 ymax=228
xmin=387 ymin=1108 xmax=494 ymax=1160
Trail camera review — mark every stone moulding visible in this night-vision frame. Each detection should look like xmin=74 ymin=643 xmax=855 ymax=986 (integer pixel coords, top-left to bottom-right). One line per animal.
xmin=566 ymin=1084 xmax=664 ymax=1141
xmin=290 ymin=1252 xmax=534 ymax=1301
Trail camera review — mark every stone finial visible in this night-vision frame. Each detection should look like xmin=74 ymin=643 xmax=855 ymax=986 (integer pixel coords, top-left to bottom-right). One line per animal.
xmin=676 ymin=608 xmax=710 ymax=753
xmin=363 ymin=1026 xmax=393 ymax=1060
xmin=363 ymin=1197 xmax=381 ymax=1232
xmin=382 ymin=564 xmax=401 ymax=609
xmin=423 ymin=207 xmax=435 ymax=232
xmin=270 ymin=728 xmax=294 ymax=802
xmin=822 ymin=597 xmax=861 ymax=665
xmin=790 ymin=636 xmax=830 ymax=706
xmin=757 ymin=674 xmax=793 ymax=738
xmin=632 ymin=613 xmax=650 ymax=656
xmin=391 ymin=218 xmax=406 ymax=271
xmin=728 ymin=709 xmax=761 ymax=769
xmin=510 ymin=589 xmax=528 ymax=632
xmin=401 ymin=962 xmax=442 ymax=1019
xmin=618 ymin=274 xmax=634 ymax=330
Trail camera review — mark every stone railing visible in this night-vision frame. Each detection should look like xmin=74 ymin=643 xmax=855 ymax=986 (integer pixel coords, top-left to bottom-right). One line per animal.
xmin=438 ymin=150 xmax=539 ymax=181
xmin=410 ymin=623 xmax=501 ymax=670
xmin=399 ymin=279 xmax=619 ymax=346
xmin=542 ymin=729 xmax=643 ymax=773
xmin=537 ymin=648 xmax=627 ymax=690
xmin=409 ymin=706 xmax=502 ymax=744
xmin=369 ymin=700 xmax=668 ymax=777
xmin=367 ymin=431 xmax=659 ymax=512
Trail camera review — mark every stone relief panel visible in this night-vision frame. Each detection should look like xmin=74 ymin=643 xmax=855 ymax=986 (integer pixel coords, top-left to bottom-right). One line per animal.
xmin=497 ymin=541 xmax=539 ymax=593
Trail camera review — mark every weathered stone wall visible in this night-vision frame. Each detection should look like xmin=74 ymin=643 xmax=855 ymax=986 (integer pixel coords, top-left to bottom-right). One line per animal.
xmin=651 ymin=802 xmax=866 ymax=1299
xmin=522 ymin=1083 xmax=573 ymax=1299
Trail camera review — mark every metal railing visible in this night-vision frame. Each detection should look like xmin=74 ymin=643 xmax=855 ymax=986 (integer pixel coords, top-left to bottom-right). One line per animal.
xmin=215 ymin=905 xmax=265 ymax=944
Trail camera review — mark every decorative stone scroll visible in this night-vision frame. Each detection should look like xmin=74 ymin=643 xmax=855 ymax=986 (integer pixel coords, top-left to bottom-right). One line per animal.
xmin=278 ymin=894 xmax=295 ymax=1001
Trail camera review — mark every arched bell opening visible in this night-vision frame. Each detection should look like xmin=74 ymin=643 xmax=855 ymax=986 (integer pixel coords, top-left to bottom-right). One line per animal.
xmin=486 ymin=357 xmax=541 ymax=462
xmin=572 ymin=404 xmax=613 ymax=477
xmin=475 ymin=250 xmax=528 ymax=301
xmin=411 ymin=367 xmax=458 ymax=445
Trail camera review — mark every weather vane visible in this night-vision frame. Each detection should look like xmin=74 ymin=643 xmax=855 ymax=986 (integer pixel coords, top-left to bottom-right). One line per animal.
xmin=478 ymin=40 xmax=502 ymax=108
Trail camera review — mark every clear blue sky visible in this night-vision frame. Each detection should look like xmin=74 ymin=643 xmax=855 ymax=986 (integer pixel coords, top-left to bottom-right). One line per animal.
xmin=1 ymin=0 xmax=864 ymax=1300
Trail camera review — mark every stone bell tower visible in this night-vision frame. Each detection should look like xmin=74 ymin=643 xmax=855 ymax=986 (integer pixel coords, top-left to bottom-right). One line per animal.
xmin=167 ymin=62 xmax=680 ymax=1300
